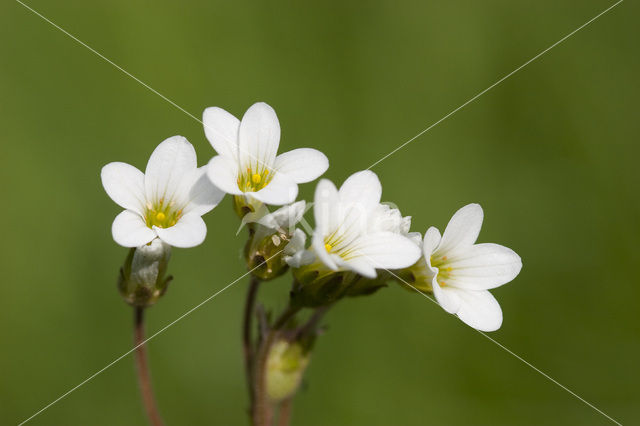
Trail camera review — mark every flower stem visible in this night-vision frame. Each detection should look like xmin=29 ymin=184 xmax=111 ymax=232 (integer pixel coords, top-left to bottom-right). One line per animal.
xmin=277 ymin=398 xmax=292 ymax=426
xmin=133 ymin=307 xmax=164 ymax=426
xmin=253 ymin=305 xmax=301 ymax=426
xmin=243 ymin=276 xmax=260 ymax=415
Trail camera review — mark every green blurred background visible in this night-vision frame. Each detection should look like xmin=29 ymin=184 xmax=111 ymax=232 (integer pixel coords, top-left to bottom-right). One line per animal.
xmin=1 ymin=0 xmax=638 ymax=424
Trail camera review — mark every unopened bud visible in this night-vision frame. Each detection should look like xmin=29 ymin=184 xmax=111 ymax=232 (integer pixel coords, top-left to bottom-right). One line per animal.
xmin=265 ymin=340 xmax=310 ymax=402
xmin=245 ymin=229 xmax=290 ymax=281
xmin=118 ymin=238 xmax=172 ymax=307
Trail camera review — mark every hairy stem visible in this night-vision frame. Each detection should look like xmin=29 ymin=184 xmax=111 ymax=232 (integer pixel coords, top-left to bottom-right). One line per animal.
xmin=253 ymin=306 xmax=301 ymax=426
xmin=134 ymin=307 xmax=164 ymax=426
xmin=243 ymin=276 xmax=260 ymax=416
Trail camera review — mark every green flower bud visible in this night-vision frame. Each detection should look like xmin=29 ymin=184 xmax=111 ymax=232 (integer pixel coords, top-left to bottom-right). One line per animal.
xmin=233 ymin=195 xmax=263 ymax=219
xmin=290 ymin=264 xmax=388 ymax=308
xmin=242 ymin=201 xmax=307 ymax=281
xmin=118 ymin=239 xmax=172 ymax=307
xmin=245 ymin=229 xmax=291 ymax=281
xmin=265 ymin=339 xmax=310 ymax=402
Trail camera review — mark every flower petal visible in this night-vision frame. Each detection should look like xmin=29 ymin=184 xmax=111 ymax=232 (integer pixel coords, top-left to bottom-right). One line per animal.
xmin=112 ymin=210 xmax=156 ymax=247
xmin=445 ymin=243 xmax=522 ymax=290
xmin=432 ymin=282 xmax=462 ymax=314
xmin=341 ymin=257 xmax=377 ymax=279
xmin=312 ymin=230 xmax=339 ymax=271
xmin=250 ymin=172 xmax=298 ymax=205
xmin=258 ymin=200 xmax=306 ymax=231
xmin=144 ymin=136 xmax=198 ymax=206
xmin=455 ymin=289 xmax=503 ymax=331
xmin=274 ymin=148 xmax=329 ymax=183
xmin=238 ymin=102 xmax=280 ymax=173
xmin=101 ymin=162 xmax=146 ymax=214
xmin=154 ymin=213 xmax=207 ymax=248
xmin=313 ymin=179 xmax=340 ymax=235
xmin=438 ymin=204 xmax=484 ymax=254
xmin=338 ymin=170 xmax=382 ymax=209
xmin=206 ymin=155 xmax=243 ymax=195
xmin=422 ymin=226 xmax=442 ymax=271
xmin=184 ymin=167 xmax=226 ymax=216
xmin=202 ymin=107 xmax=240 ymax=161
xmin=354 ymin=232 xmax=422 ymax=270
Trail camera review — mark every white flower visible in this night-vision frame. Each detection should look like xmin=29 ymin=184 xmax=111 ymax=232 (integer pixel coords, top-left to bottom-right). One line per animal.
xmin=422 ymin=204 xmax=522 ymax=331
xmin=203 ymin=102 xmax=329 ymax=205
xmin=283 ymin=229 xmax=314 ymax=267
xmin=101 ymin=136 xmax=224 ymax=248
xmin=259 ymin=201 xmax=306 ymax=230
xmin=310 ymin=170 xmax=421 ymax=279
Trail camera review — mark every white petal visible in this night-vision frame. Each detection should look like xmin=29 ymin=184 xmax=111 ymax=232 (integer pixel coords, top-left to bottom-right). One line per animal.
xmin=284 ymin=229 xmax=314 ymax=267
xmin=284 ymin=228 xmax=307 ymax=256
xmin=445 ymin=243 xmax=522 ymax=290
xmin=250 ymin=172 xmax=298 ymax=205
xmin=202 ymin=107 xmax=240 ymax=161
xmin=407 ymin=232 xmax=422 ymax=246
xmin=341 ymin=257 xmax=377 ymax=279
xmin=274 ymin=148 xmax=329 ymax=183
xmin=206 ymin=155 xmax=243 ymax=195
xmin=313 ymin=179 xmax=340 ymax=235
xmin=422 ymin=227 xmax=442 ymax=258
xmin=184 ymin=167 xmax=226 ymax=216
xmin=144 ymin=136 xmax=198 ymax=206
xmin=101 ymin=162 xmax=146 ymax=214
xmin=312 ymin=231 xmax=339 ymax=270
xmin=432 ymin=282 xmax=462 ymax=314
xmin=154 ymin=213 xmax=207 ymax=248
xmin=338 ymin=170 xmax=382 ymax=209
xmin=455 ymin=289 xmax=503 ymax=331
xmin=354 ymin=232 xmax=422 ymax=270
xmin=258 ymin=201 xmax=306 ymax=230
xmin=438 ymin=204 xmax=484 ymax=254
xmin=112 ymin=210 xmax=156 ymax=247
xmin=238 ymin=102 xmax=280 ymax=173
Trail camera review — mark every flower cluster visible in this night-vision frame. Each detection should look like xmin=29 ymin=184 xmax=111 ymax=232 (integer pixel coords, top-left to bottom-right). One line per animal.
xmin=101 ymin=100 xmax=524 ymax=425
xmin=102 ymin=101 xmax=522 ymax=325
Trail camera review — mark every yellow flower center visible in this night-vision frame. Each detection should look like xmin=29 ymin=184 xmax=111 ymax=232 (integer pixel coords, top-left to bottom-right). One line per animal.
xmin=430 ymin=255 xmax=452 ymax=287
xmin=237 ymin=167 xmax=271 ymax=192
xmin=324 ymin=243 xmax=333 ymax=253
xmin=145 ymin=199 xmax=182 ymax=229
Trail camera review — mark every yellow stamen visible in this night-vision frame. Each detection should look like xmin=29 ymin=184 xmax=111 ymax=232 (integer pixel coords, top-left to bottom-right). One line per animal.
xmin=264 ymin=169 xmax=270 ymax=176
xmin=252 ymin=173 xmax=262 ymax=184
xmin=324 ymin=243 xmax=333 ymax=252
xmin=156 ymin=212 xmax=166 ymax=222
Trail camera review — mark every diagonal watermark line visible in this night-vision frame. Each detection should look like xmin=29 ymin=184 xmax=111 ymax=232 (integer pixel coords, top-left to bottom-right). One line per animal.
xmin=15 ymin=0 xmax=276 ymax=174
xmin=15 ymin=0 xmax=625 ymax=424
xmin=366 ymin=0 xmax=623 ymax=170
xmin=18 ymin=250 xmax=283 ymax=426
xmin=14 ymin=0 xmax=201 ymax=124
xmin=380 ymin=266 xmax=622 ymax=425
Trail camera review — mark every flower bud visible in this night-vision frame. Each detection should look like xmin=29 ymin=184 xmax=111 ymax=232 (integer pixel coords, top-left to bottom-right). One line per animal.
xmin=244 ymin=229 xmax=291 ymax=281
xmin=233 ymin=195 xmax=263 ymax=219
xmin=242 ymin=201 xmax=307 ymax=281
xmin=290 ymin=263 xmax=388 ymax=308
xmin=118 ymin=238 xmax=172 ymax=307
xmin=265 ymin=339 xmax=310 ymax=402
